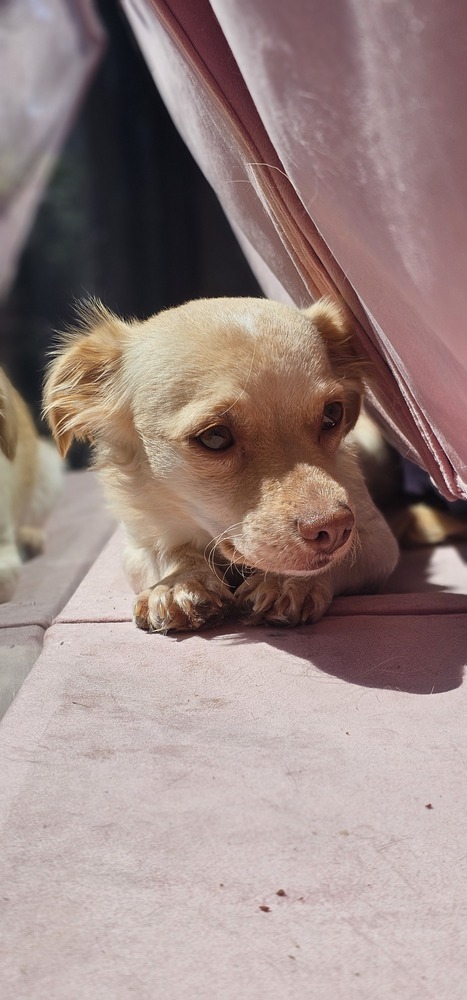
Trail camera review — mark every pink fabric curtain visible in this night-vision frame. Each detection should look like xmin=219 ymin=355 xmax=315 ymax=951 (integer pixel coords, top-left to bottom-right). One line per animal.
xmin=122 ymin=0 xmax=467 ymax=501
xmin=0 ymin=0 xmax=105 ymax=299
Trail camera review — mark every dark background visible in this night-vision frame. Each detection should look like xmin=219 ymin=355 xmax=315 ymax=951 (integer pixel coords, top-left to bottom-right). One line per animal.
xmin=0 ymin=1 xmax=260 ymax=454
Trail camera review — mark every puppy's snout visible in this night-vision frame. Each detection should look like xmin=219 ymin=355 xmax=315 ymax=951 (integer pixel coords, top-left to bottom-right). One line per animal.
xmin=296 ymin=505 xmax=354 ymax=554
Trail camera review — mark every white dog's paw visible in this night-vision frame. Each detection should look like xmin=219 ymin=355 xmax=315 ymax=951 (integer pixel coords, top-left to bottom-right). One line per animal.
xmin=16 ymin=526 xmax=45 ymax=561
xmin=133 ymin=571 xmax=234 ymax=633
xmin=235 ymin=572 xmax=333 ymax=627
xmin=0 ymin=544 xmax=22 ymax=603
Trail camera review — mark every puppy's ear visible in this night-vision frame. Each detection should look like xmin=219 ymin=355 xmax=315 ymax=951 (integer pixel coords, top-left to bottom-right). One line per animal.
xmin=0 ymin=368 xmax=18 ymax=460
xmin=43 ymin=301 xmax=132 ymax=458
xmin=303 ymin=297 xmax=368 ymax=432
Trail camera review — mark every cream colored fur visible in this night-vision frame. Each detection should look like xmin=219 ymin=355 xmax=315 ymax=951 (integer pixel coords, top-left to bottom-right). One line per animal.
xmin=44 ymin=296 xmax=398 ymax=631
xmin=0 ymin=369 xmax=63 ymax=602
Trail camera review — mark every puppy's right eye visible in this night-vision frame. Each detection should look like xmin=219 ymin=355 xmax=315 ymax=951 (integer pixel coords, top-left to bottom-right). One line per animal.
xmin=197 ymin=425 xmax=234 ymax=451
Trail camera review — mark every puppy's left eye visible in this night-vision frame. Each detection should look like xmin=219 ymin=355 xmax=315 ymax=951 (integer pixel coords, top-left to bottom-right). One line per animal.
xmin=321 ymin=402 xmax=344 ymax=431
xmin=197 ymin=425 xmax=234 ymax=451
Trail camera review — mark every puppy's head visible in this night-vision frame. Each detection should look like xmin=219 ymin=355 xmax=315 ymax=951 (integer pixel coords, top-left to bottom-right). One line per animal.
xmin=44 ymin=296 xmax=368 ymax=575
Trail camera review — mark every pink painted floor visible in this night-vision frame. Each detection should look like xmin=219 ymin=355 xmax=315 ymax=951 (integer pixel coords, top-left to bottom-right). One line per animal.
xmin=0 ymin=472 xmax=115 ymax=718
xmin=0 ymin=530 xmax=466 ymax=998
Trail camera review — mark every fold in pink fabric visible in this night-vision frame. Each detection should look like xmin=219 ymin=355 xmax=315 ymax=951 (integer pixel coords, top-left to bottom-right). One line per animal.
xmin=0 ymin=0 xmax=105 ymax=297
xmin=122 ymin=0 xmax=467 ymax=500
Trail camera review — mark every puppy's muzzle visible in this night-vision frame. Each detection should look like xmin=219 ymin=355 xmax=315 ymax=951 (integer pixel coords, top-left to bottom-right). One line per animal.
xmin=295 ymin=504 xmax=355 ymax=555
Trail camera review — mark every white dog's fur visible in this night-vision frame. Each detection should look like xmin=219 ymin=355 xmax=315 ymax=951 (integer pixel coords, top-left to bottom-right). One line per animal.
xmin=44 ymin=296 xmax=398 ymax=631
xmin=0 ymin=369 xmax=63 ymax=602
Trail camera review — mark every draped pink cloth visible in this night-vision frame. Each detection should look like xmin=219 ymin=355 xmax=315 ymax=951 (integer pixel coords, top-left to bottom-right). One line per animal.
xmin=0 ymin=0 xmax=105 ymax=298
xmin=122 ymin=0 xmax=467 ymax=501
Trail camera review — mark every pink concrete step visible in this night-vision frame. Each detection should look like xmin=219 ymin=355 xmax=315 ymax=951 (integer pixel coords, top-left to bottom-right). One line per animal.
xmin=0 ymin=526 xmax=465 ymax=997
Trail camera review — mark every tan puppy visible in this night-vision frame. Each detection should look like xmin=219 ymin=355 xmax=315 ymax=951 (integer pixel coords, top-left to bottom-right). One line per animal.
xmin=44 ymin=297 xmax=398 ymax=631
xmin=0 ymin=369 xmax=63 ymax=602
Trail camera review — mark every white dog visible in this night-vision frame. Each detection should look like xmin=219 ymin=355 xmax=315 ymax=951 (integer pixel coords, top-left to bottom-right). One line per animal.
xmin=44 ymin=296 xmax=398 ymax=631
xmin=0 ymin=368 xmax=63 ymax=602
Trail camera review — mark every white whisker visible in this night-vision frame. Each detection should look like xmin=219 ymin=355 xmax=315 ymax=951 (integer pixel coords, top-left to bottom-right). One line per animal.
xmin=204 ymin=522 xmax=247 ymax=585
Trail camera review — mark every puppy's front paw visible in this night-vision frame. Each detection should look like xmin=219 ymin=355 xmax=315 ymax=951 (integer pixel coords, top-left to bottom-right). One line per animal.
xmin=133 ymin=572 xmax=234 ymax=633
xmin=235 ymin=573 xmax=333 ymax=627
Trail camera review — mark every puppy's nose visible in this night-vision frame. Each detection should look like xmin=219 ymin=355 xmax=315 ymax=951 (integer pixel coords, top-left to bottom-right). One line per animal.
xmin=296 ymin=506 xmax=355 ymax=554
